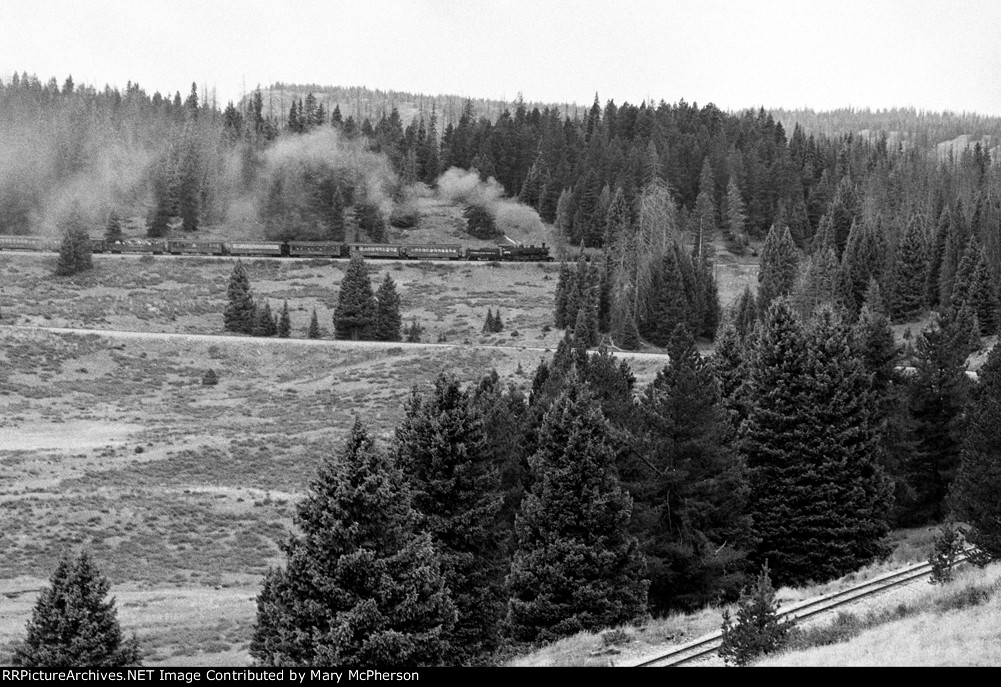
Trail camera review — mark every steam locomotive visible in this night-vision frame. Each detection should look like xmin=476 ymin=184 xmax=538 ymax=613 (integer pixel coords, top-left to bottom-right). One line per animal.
xmin=0 ymin=236 xmax=554 ymax=262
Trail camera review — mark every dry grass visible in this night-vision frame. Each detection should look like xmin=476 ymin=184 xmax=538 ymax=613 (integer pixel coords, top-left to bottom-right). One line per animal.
xmin=505 ymin=526 xmax=961 ymax=667
xmin=759 ymin=563 xmax=1001 ymax=666
xmin=0 ymin=227 xmax=761 ymax=664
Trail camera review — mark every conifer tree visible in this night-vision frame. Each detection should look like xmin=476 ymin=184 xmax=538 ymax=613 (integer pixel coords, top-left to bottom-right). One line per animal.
xmin=938 ymin=203 xmax=970 ymax=307
xmin=553 ymin=261 xmax=572 ymax=329
xmin=926 ymin=206 xmax=952 ymax=309
xmin=355 ymin=202 xmax=386 ymax=243
xmin=967 ymin=249 xmax=1000 ymax=335
xmin=733 ymin=286 xmax=758 ymax=341
xmin=903 ymin=315 xmax=971 ymax=524
xmin=492 ymin=309 xmax=504 ymax=333
xmin=393 ymin=376 xmax=506 ymax=665
xmin=307 ymin=307 xmax=320 ymax=339
xmin=691 ymin=163 xmax=717 ymax=259
xmin=741 ymin=300 xmax=891 ymax=586
xmin=463 ymin=204 xmax=498 ymax=239
xmin=796 ymin=246 xmax=839 ymax=318
xmin=694 ymin=250 xmax=721 ymax=338
xmin=711 ymin=323 xmax=750 ymax=432
xmin=483 ymin=308 xmax=495 ymax=334
xmin=572 ymin=299 xmax=598 ymax=348
xmin=640 ymin=247 xmax=687 ymax=346
xmin=719 ymin=563 xmax=791 ymax=667
xmin=506 ymin=369 xmax=648 ymax=643
xmin=603 ymin=188 xmax=631 ymax=248
xmin=334 ymin=253 xmax=376 ymax=340
xmin=223 ymin=260 xmax=256 ymax=334
xmin=722 ymin=177 xmax=748 ymax=253
xmin=405 ymin=320 xmax=424 ymax=343
xmin=838 ymin=217 xmax=887 ymax=315
xmin=890 ymin=215 xmax=928 ymax=322
xmin=12 ymin=552 xmax=141 ymax=667
xmin=250 ymin=420 xmax=455 ymax=667
xmin=948 ymin=344 xmax=1001 ymax=561
xmin=278 ymin=301 xmax=291 ymax=338
xmin=104 ymin=211 xmax=123 ymax=244
xmin=55 ymin=205 xmax=93 ymax=277
xmin=630 ymin=325 xmax=751 ymax=613
xmin=757 ymin=225 xmax=799 ymax=315
xmin=949 ymin=238 xmax=979 ymax=310
xmin=374 ymin=274 xmax=402 ymax=342
xmin=253 ymin=300 xmax=277 ymax=337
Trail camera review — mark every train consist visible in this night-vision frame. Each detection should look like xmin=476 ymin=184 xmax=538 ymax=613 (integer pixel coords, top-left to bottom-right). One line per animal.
xmin=0 ymin=236 xmax=554 ymax=262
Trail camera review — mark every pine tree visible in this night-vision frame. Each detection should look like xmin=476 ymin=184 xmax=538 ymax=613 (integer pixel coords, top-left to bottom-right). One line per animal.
xmin=838 ymin=217 xmax=888 ymax=315
xmin=482 ymin=308 xmax=495 ymax=334
xmin=463 ymin=204 xmax=498 ymax=239
xmin=12 ymin=552 xmax=141 ymax=667
xmin=223 ymin=261 xmax=256 ymax=334
xmin=307 ymin=307 xmax=320 ymax=339
xmin=902 ymin=315 xmax=971 ymax=525
xmin=405 ymin=320 xmax=424 ymax=343
xmin=506 ymin=369 xmax=648 ymax=643
xmin=926 ymin=206 xmax=952 ymax=309
xmin=967 ymin=249 xmax=1000 ymax=335
xmin=949 ymin=238 xmax=979 ymax=310
xmin=712 ymin=322 xmax=751 ymax=433
xmin=553 ymin=261 xmax=572 ymax=329
xmin=104 ymin=211 xmax=123 ymax=244
xmin=948 ymin=344 xmax=1001 ymax=562
xmin=572 ymin=296 xmax=597 ymax=348
xmin=492 ymin=309 xmax=503 ymax=333
xmin=334 ymin=253 xmax=376 ymax=340
xmin=938 ymin=203 xmax=970 ymax=308
xmin=757 ymin=225 xmax=799 ymax=315
xmin=890 ymin=215 xmax=928 ymax=322
xmin=374 ymin=274 xmax=402 ymax=342
xmin=278 ymin=301 xmax=291 ymax=338
xmin=640 ymin=247 xmax=687 ymax=346
xmin=250 ymin=420 xmax=455 ymax=666
xmin=722 ymin=178 xmax=748 ymax=253
xmin=741 ymin=300 xmax=891 ymax=586
xmin=630 ymin=324 xmax=751 ymax=613
xmin=795 ymin=245 xmax=839 ymax=318
xmin=55 ymin=206 xmax=93 ymax=277
xmin=253 ymin=301 xmax=277 ymax=337
xmin=719 ymin=563 xmax=791 ymax=667
xmin=733 ymin=286 xmax=758 ymax=341
xmin=393 ymin=376 xmax=506 ymax=665
xmin=355 ymin=202 xmax=386 ymax=243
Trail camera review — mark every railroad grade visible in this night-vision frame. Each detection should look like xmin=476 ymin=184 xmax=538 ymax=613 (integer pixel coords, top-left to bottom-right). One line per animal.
xmin=626 ymin=557 xmax=967 ymax=667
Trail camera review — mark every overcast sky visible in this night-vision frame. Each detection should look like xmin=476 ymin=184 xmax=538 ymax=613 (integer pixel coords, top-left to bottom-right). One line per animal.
xmin=4 ymin=0 xmax=1001 ymax=115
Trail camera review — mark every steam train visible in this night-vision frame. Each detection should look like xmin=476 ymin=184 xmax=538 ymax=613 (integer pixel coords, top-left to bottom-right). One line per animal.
xmin=0 ymin=236 xmax=554 ymax=262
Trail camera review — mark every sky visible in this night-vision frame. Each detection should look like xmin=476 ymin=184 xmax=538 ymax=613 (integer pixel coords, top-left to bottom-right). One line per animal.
xmin=3 ymin=0 xmax=1001 ymax=116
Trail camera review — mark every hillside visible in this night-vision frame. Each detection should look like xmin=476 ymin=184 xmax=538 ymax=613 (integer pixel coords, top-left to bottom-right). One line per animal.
xmin=243 ymin=83 xmax=588 ymax=129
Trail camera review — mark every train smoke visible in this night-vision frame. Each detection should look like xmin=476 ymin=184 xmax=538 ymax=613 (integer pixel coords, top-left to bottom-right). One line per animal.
xmin=435 ymin=167 xmax=546 ymax=241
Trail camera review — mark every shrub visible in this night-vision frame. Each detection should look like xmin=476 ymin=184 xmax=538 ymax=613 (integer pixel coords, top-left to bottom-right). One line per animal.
xmin=929 ymin=523 xmax=966 ymax=585
xmin=405 ymin=320 xmax=424 ymax=343
xmin=202 ymin=369 xmax=219 ymax=386
xmin=719 ymin=562 xmax=792 ymax=666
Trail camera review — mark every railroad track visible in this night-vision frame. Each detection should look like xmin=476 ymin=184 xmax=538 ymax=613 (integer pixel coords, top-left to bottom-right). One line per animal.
xmin=628 ymin=557 xmax=964 ymax=667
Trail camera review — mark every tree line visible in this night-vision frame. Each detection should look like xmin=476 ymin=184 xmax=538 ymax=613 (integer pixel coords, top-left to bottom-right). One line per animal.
xmin=223 ymin=254 xmax=403 ymax=342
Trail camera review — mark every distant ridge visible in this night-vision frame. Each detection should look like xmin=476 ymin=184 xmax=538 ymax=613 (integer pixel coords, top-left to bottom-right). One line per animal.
xmin=242 ymin=83 xmax=590 ymax=128
xmin=244 ymin=84 xmax=1001 ymax=158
